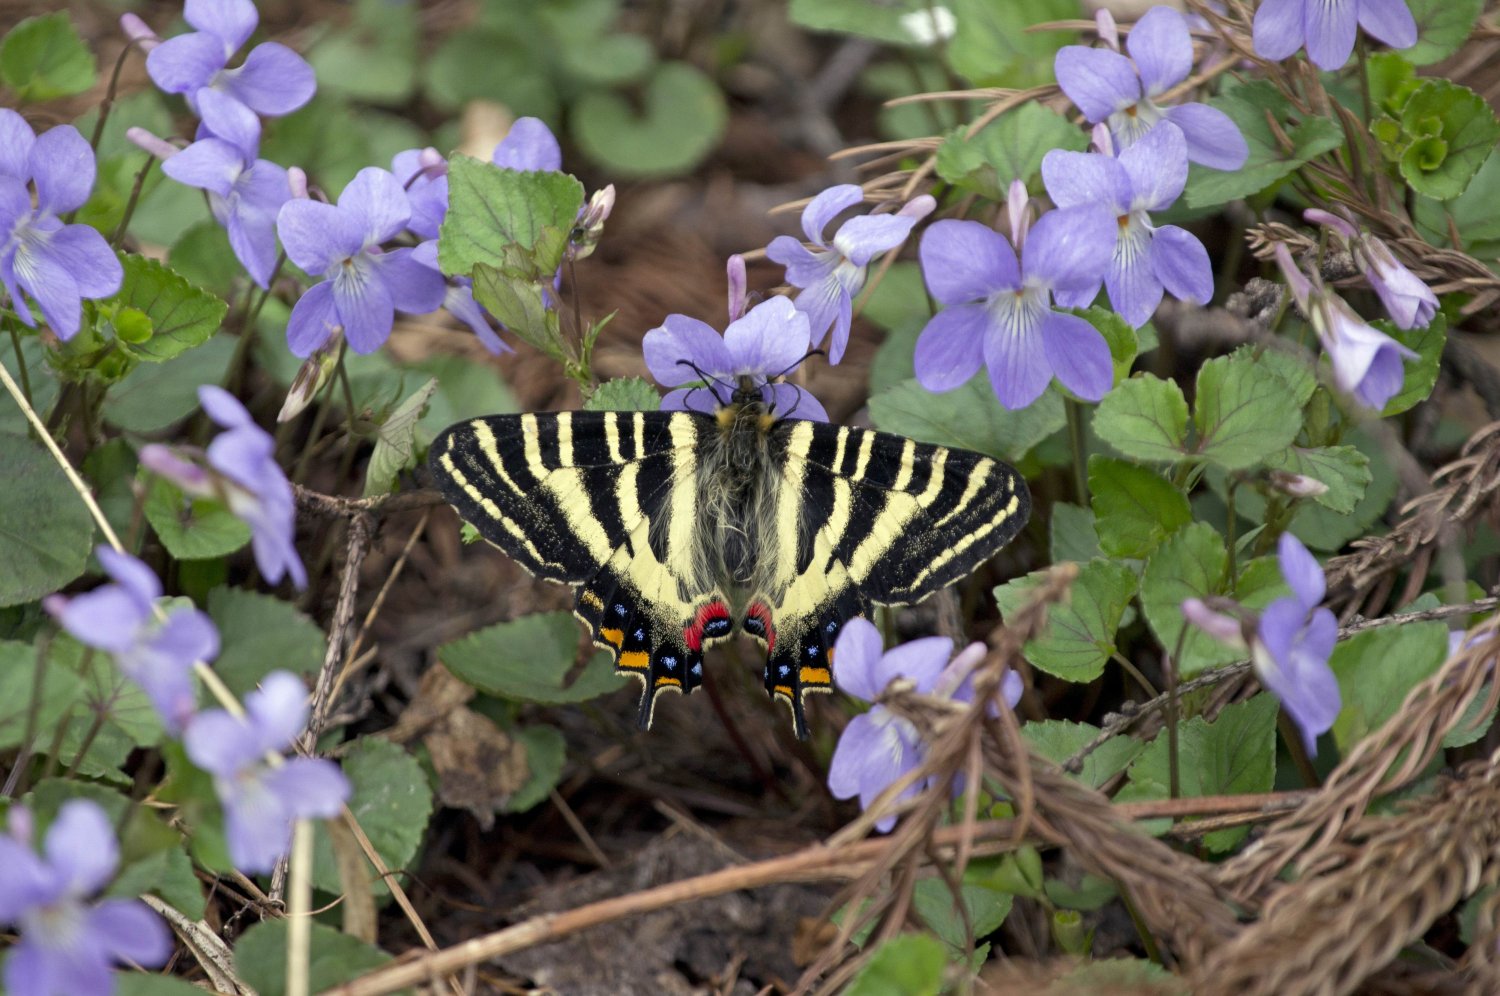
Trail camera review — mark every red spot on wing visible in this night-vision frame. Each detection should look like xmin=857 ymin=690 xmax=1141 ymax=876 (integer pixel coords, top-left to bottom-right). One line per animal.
xmin=683 ymin=600 xmax=732 ymax=652
xmin=747 ymin=601 xmax=776 ymax=653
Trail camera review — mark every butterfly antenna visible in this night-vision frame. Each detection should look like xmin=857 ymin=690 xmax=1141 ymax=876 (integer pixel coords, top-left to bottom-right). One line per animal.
xmin=770 ymin=348 xmax=824 ymax=382
xmin=676 ymin=358 xmax=734 ymax=405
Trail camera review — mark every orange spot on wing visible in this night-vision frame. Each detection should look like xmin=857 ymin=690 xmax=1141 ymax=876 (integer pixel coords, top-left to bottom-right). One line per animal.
xmin=600 ymin=628 xmax=624 ymax=648
xmin=654 ymin=677 xmax=682 ymax=688
xmin=619 ymin=650 xmax=650 ymax=671
xmin=799 ymin=667 xmax=831 ymax=686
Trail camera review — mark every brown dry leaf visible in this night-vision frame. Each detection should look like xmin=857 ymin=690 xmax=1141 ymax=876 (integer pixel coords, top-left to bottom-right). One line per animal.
xmin=423 ymin=706 xmax=531 ymax=830
xmin=791 ymin=916 xmax=839 ymax=967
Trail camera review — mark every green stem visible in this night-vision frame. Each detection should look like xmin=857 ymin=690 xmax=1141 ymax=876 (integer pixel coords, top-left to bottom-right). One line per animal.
xmin=1166 ymin=625 xmax=1190 ymax=801
xmin=7 ymin=321 xmax=32 ymax=408
xmin=1278 ymin=711 xmax=1321 ymax=786
xmin=1112 ymin=652 xmax=1158 ymax=699
xmin=1225 ymin=477 xmax=1239 ymax=589
xmin=109 ymin=156 xmax=156 ymax=248
xmin=223 ymin=256 xmax=286 ymax=395
xmin=1065 ymin=398 xmax=1090 ymax=504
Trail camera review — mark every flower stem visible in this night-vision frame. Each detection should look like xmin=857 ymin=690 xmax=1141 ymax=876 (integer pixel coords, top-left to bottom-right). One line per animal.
xmin=1065 ymin=397 xmax=1089 ymax=504
xmin=6 ymin=321 xmax=33 ymax=408
xmin=109 ymin=155 xmax=156 ymax=248
xmin=286 ymin=820 xmax=314 ymax=996
xmin=1225 ymin=476 xmax=1239 ymax=587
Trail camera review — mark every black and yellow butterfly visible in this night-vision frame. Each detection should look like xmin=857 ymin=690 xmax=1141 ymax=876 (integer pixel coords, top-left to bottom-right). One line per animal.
xmin=428 ymin=380 xmax=1029 ymax=738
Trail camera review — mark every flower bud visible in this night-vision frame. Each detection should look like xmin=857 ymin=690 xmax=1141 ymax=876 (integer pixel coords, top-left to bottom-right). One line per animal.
xmin=1181 ymin=597 xmax=1250 ymax=651
xmin=726 ymin=253 xmax=748 ymax=323
xmin=279 ymin=332 xmax=343 ymax=422
xmin=120 ymin=12 xmax=160 ymax=51
xmin=125 ymin=127 xmax=179 ymax=161
xmin=567 ymin=184 xmax=615 ymax=261
xmin=1268 ymin=469 xmax=1329 ymax=499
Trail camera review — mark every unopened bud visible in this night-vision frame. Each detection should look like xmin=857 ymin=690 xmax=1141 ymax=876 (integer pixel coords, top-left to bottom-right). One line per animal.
xmin=125 ymin=127 xmax=178 ymax=161
xmin=1181 ymin=597 xmax=1249 ymax=651
xmin=120 ymin=12 xmax=160 ymax=51
xmin=726 ymin=253 xmax=748 ymax=323
xmin=288 ymin=167 xmax=309 ymax=200
xmin=897 ymin=193 xmax=937 ymax=221
xmin=898 ymin=5 xmax=956 ymax=45
xmin=567 ymin=184 xmax=615 ymax=261
xmin=1269 ymin=469 xmax=1329 ymax=499
xmin=279 ymin=333 xmax=343 ymax=422
xmin=1095 ymin=8 xmax=1120 ymax=52
xmin=1007 ymin=179 xmax=1031 ymax=250
xmin=1090 ymin=122 xmax=1114 ymax=157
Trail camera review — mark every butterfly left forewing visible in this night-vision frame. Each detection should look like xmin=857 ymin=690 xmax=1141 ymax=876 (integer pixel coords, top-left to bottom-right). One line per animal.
xmin=748 ymin=420 xmax=1030 ymax=736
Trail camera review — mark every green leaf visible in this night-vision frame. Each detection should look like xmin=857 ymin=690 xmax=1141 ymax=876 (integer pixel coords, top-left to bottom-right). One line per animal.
xmin=143 ymin=476 xmax=251 ymax=562
xmin=1076 ymin=306 xmax=1139 ymax=389
xmin=571 ymin=62 xmax=727 ymax=178
xmin=913 ymin=877 xmax=1012 ymax=952
xmin=1405 ymin=0 xmax=1487 ymax=65
xmin=1091 ymin=374 xmax=1190 ymax=463
xmin=306 ymin=0 xmax=418 ymax=105
xmin=365 ymin=377 xmax=438 ymax=497
xmin=0 ymin=335 xmax=60 ymax=435
xmin=407 ymin=353 xmax=518 ymax=440
xmin=103 ymin=253 xmax=229 ymax=363
xmin=1329 ymin=612 xmax=1447 ymax=751
xmin=935 ymin=103 xmax=1086 ymax=199
xmin=556 ymin=33 xmax=655 ymax=86
xmin=1118 ymin=694 xmax=1278 ymax=852
xmin=1251 ymin=345 xmax=1318 ymax=407
xmin=311 ymin=738 xmax=433 ymax=899
xmin=1398 ymin=80 xmax=1500 ymax=200
xmin=1051 ymin=959 xmax=1188 ymax=993
xmin=1023 ymin=720 xmax=1146 ymax=789
xmin=1192 ymin=353 xmax=1303 ymax=470
xmin=844 ymin=933 xmax=947 ymax=996
xmin=1380 ymin=312 xmax=1446 ymax=415
xmin=116 ymin=975 xmax=221 ymax=996
xmin=470 ymin=267 xmax=560 ymax=356
xmin=206 ymin=587 xmax=326 ymax=697
xmin=1233 ymin=428 xmax=1398 ymax=552
xmin=235 ymin=918 xmax=391 ymax=996
xmin=0 ymin=640 xmax=86 ymax=750
xmin=944 ymin=0 xmax=1077 ymax=89
xmin=585 ymin=377 xmax=661 ymax=412
xmin=1139 ymin=523 xmax=1236 ymax=675
xmin=1049 ymin=502 xmax=1101 ymax=564
xmin=439 ymin=156 xmax=584 ymax=280
xmin=505 ymin=724 xmax=566 ymax=813
xmin=869 ymin=377 xmax=1066 ymax=463
xmin=0 ymin=432 xmax=93 ymax=607
xmin=1088 ymin=456 xmax=1191 ymax=559
xmin=1183 ymin=81 xmax=1345 ymax=208
xmin=0 ymin=13 xmax=96 ymax=101
xmin=439 ymin=612 xmax=627 ymax=704
xmin=110 ymin=846 xmax=205 ymax=921
xmin=422 ymin=29 xmax=556 ymax=118
xmin=167 ymin=220 xmax=243 ymax=299
xmin=1366 ymin=52 xmax=1419 ymax=117
xmin=51 ymin=633 xmax=163 ymax=748
xmin=1414 ymin=147 xmax=1500 ymax=254
xmin=788 ymin=0 xmax=926 ymax=44
xmin=992 ymin=559 xmax=1137 ymax=682
xmin=103 ymin=335 xmax=237 ymax=433
xmin=1262 ymin=446 xmax=1371 ymax=515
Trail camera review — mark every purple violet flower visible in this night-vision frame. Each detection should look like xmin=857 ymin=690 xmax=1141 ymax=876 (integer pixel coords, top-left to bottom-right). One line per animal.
xmin=134 ymin=117 xmax=290 ymax=289
xmin=913 ymin=203 xmax=1116 ymax=410
xmin=1042 ymin=123 xmax=1213 ymax=328
xmin=139 ymin=385 xmax=306 ymax=588
xmin=643 ymin=295 xmax=828 ymax=421
xmin=43 ymin=547 xmax=218 ymax=735
xmin=276 ymin=166 xmax=446 ymax=355
xmin=492 ymin=117 xmax=563 ymax=172
xmin=1305 ymin=208 xmax=1438 ymax=330
xmin=183 ymin=671 xmax=350 ymax=873
xmin=1253 ymin=534 xmax=1342 ymax=755
xmin=1054 ymin=6 xmax=1249 ymax=171
xmin=0 ymin=111 xmax=122 ymax=340
xmin=145 ymin=0 xmax=315 ymax=142
xmin=0 ymin=801 xmax=172 ymax=995
xmin=1253 ymin=0 xmax=1417 ymax=71
xmin=765 ymin=185 xmax=935 ymax=364
xmin=827 ymin=620 xmax=1022 ymax=832
xmin=1274 ymin=243 xmax=1417 ymax=410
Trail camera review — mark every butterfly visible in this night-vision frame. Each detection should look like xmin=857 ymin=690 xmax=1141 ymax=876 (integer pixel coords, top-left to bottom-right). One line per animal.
xmin=428 ymin=378 xmax=1030 ymax=738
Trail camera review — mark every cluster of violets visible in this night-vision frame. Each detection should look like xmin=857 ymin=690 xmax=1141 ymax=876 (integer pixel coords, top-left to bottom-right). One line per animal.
xmin=43 ymin=547 xmax=349 ymax=875
xmin=1182 ymin=533 xmax=1342 ymax=755
xmin=826 ymin=619 xmax=1024 ymax=832
xmin=124 ymin=0 xmax=612 ymax=362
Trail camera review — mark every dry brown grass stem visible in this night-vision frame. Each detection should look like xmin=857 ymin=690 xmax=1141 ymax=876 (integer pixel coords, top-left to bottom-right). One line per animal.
xmin=1195 ymin=750 xmax=1500 ymax=995
xmin=1321 ymin=421 xmax=1500 ymax=608
xmin=1217 ymin=611 xmax=1500 ymax=902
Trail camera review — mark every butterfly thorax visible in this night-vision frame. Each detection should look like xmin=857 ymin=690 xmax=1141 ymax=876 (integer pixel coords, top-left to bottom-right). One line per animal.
xmin=701 ymin=383 xmax=783 ymax=597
